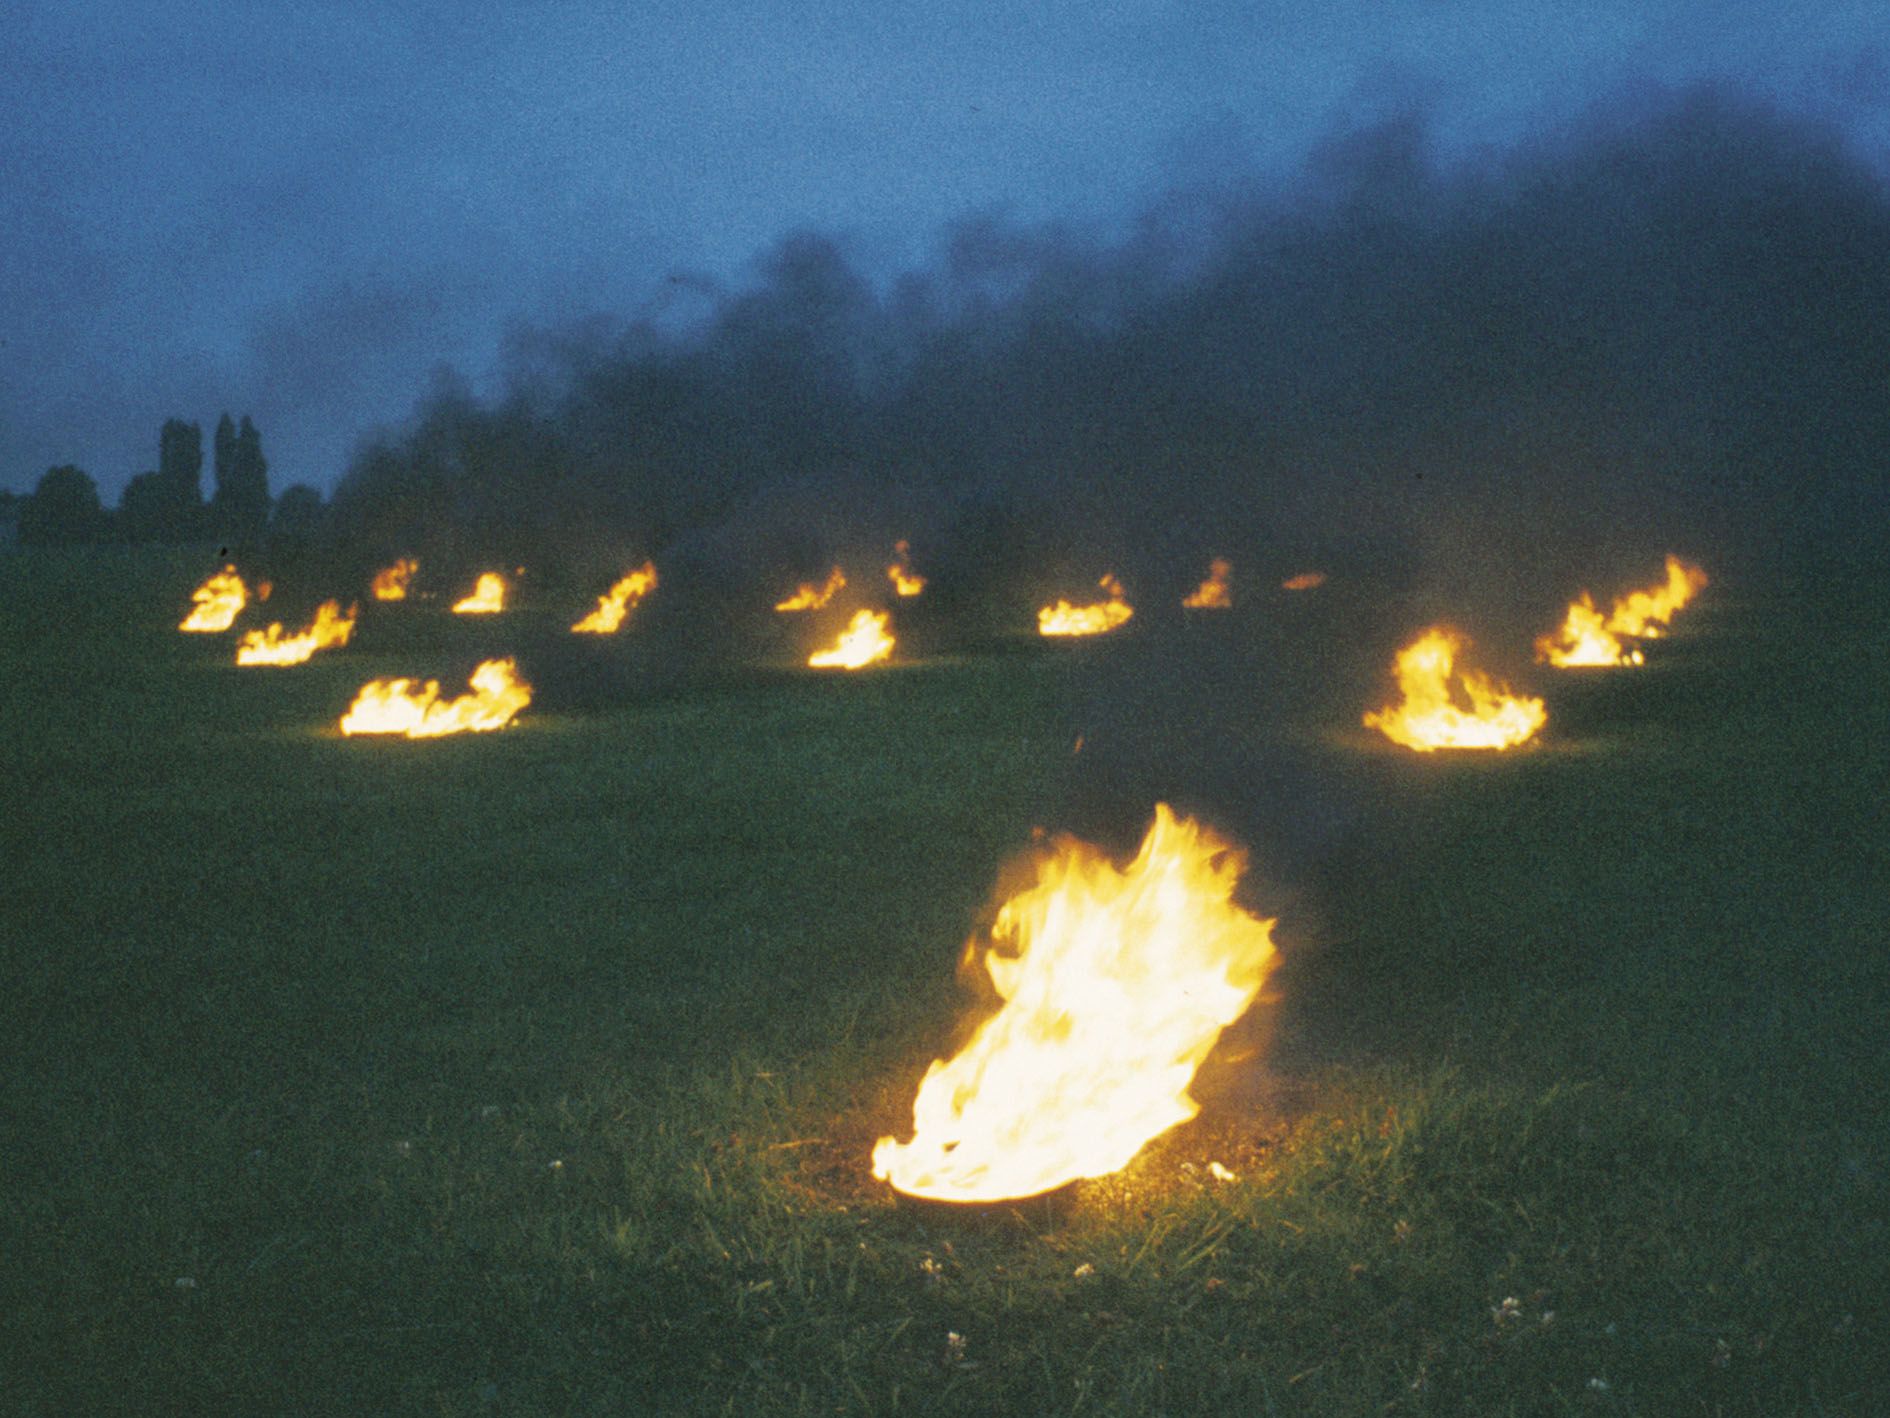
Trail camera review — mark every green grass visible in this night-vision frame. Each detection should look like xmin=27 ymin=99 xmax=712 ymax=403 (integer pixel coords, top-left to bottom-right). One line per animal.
xmin=1 ymin=549 xmax=1884 ymax=1415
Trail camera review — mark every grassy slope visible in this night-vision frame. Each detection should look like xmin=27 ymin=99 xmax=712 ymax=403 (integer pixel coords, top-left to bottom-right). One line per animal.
xmin=0 ymin=550 xmax=1884 ymax=1415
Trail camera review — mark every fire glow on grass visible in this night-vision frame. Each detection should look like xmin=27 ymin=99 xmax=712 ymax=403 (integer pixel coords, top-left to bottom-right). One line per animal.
xmin=338 ymin=658 xmax=531 ymax=737
xmin=1182 ymin=558 xmax=1233 ymax=609
xmin=235 ymin=600 xmax=357 ymax=666
xmin=451 ymin=573 xmax=507 ymax=614
xmin=179 ymin=567 xmax=248 ymax=632
xmin=371 ymin=558 xmax=418 ymax=601
xmin=572 ymin=561 xmax=657 ymax=634
xmin=775 ymin=566 xmax=846 ymax=612
xmin=887 ymin=540 xmax=926 ymax=598
xmin=1365 ymin=628 xmax=1546 ymax=751
xmin=808 ymin=608 xmax=894 ymax=669
xmin=1537 ymin=556 xmax=1709 ymax=667
xmin=872 ymin=804 xmax=1278 ymax=1203
xmin=1038 ymin=574 xmax=1135 ymax=637
xmin=1281 ymin=571 xmax=1327 ymax=591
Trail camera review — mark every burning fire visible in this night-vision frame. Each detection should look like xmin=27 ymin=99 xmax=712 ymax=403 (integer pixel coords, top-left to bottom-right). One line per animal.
xmin=371 ymin=558 xmax=418 ymax=601
xmin=872 ymin=804 xmax=1278 ymax=1203
xmin=1281 ymin=571 xmax=1327 ymax=591
xmin=1038 ymin=574 xmax=1134 ymax=637
xmin=235 ymin=600 xmax=358 ymax=667
xmin=775 ymin=566 xmax=846 ymax=612
xmin=1536 ymin=556 xmax=1709 ymax=668
xmin=808 ymin=608 xmax=894 ymax=669
xmin=339 ymin=658 xmax=531 ymax=737
xmin=1364 ymin=628 xmax=1547 ymax=751
xmin=1182 ymin=558 xmax=1233 ymax=609
xmin=451 ymin=573 xmax=507 ymax=614
xmin=572 ymin=561 xmax=658 ymax=634
xmin=887 ymin=540 xmax=926 ymax=598
xmin=179 ymin=567 xmax=248 ymax=632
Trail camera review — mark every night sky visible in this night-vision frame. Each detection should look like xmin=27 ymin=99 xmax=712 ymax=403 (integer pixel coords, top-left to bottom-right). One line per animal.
xmin=6 ymin=1 xmax=1886 ymax=500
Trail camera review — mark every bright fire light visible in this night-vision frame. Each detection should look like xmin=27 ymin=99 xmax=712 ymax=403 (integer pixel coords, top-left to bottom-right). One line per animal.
xmin=1364 ymin=627 xmax=1546 ymax=751
xmin=371 ymin=558 xmax=418 ymax=601
xmin=808 ymin=608 xmax=895 ymax=669
xmin=887 ymin=540 xmax=926 ymax=598
xmin=1182 ymin=558 xmax=1232 ymax=609
xmin=872 ymin=804 xmax=1278 ymax=1203
xmin=179 ymin=567 xmax=248 ymax=632
xmin=1038 ymin=574 xmax=1135 ymax=637
xmin=775 ymin=566 xmax=846 ymax=612
xmin=572 ymin=561 xmax=658 ymax=634
xmin=235 ymin=600 xmax=358 ymax=667
xmin=1281 ymin=571 xmax=1327 ymax=591
xmin=339 ymin=658 xmax=531 ymax=737
xmin=451 ymin=573 xmax=507 ymax=614
xmin=1537 ymin=556 xmax=1709 ymax=668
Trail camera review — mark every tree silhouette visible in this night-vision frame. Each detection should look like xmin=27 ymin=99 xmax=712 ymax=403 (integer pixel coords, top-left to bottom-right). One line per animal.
xmin=121 ymin=419 xmax=206 ymax=541
xmin=210 ymin=412 xmax=271 ymax=541
xmin=19 ymin=465 xmax=108 ymax=545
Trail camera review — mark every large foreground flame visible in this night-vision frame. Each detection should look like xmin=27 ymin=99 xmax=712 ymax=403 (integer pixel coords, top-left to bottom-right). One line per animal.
xmin=1537 ymin=556 xmax=1709 ymax=667
xmin=808 ymin=608 xmax=894 ymax=669
xmin=451 ymin=573 xmax=507 ymax=614
xmin=887 ymin=540 xmax=926 ymax=598
xmin=179 ymin=567 xmax=248 ymax=632
xmin=1038 ymin=574 xmax=1135 ymax=637
xmin=872 ymin=804 xmax=1278 ymax=1203
xmin=1182 ymin=558 xmax=1232 ymax=609
xmin=775 ymin=567 xmax=846 ymax=612
xmin=235 ymin=600 xmax=357 ymax=666
xmin=371 ymin=558 xmax=418 ymax=601
xmin=572 ymin=561 xmax=657 ymax=634
xmin=1364 ymin=628 xmax=1547 ymax=751
xmin=339 ymin=658 xmax=531 ymax=737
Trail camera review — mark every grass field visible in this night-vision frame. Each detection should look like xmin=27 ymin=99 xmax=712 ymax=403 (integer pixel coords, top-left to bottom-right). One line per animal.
xmin=2 ymin=549 xmax=1885 ymax=1415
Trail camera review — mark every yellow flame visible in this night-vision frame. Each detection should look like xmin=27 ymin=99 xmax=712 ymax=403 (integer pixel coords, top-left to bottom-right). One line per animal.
xmin=1537 ymin=556 xmax=1708 ymax=667
xmin=1281 ymin=571 xmax=1327 ymax=591
xmin=775 ymin=566 xmax=846 ymax=612
xmin=235 ymin=600 xmax=358 ymax=667
xmin=808 ymin=608 xmax=895 ymax=669
xmin=339 ymin=658 xmax=531 ymax=737
xmin=1038 ymin=574 xmax=1135 ymax=637
xmin=887 ymin=540 xmax=926 ymax=598
xmin=1182 ymin=558 xmax=1232 ymax=609
xmin=1364 ymin=627 xmax=1546 ymax=751
xmin=179 ymin=567 xmax=248 ymax=632
xmin=1606 ymin=555 xmax=1709 ymax=639
xmin=451 ymin=573 xmax=507 ymax=614
xmin=371 ymin=558 xmax=418 ymax=601
xmin=572 ymin=561 xmax=658 ymax=634
xmin=872 ymin=804 xmax=1278 ymax=1203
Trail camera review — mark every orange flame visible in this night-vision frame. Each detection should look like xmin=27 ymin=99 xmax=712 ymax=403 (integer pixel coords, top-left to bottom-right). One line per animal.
xmin=774 ymin=566 xmax=846 ymax=612
xmin=872 ymin=804 xmax=1279 ymax=1203
xmin=235 ymin=600 xmax=358 ymax=667
xmin=1537 ymin=556 xmax=1708 ymax=667
xmin=1182 ymin=558 xmax=1233 ymax=609
xmin=451 ymin=573 xmax=507 ymax=614
xmin=1364 ymin=628 xmax=1546 ymax=751
xmin=572 ymin=561 xmax=658 ymax=634
xmin=339 ymin=658 xmax=531 ymax=737
xmin=371 ymin=558 xmax=418 ymax=601
xmin=179 ymin=567 xmax=248 ymax=632
xmin=1038 ymin=574 xmax=1134 ymax=637
xmin=887 ymin=540 xmax=926 ymax=598
xmin=1281 ymin=571 xmax=1327 ymax=591
xmin=808 ymin=608 xmax=895 ymax=669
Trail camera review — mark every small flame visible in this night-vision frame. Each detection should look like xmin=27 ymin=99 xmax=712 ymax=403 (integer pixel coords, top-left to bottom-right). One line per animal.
xmin=1038 ymin=574 xmax=1135 ymax=637
xmin=1537 ymin=557 xmax=1708 ymax=667
xmin=179 ymin=567 xmax=248 ymax=632
xmin=371 ymin=558 xmax=418 ymax=601
xmin=775 ymin=566 xmax=846 ymax=612
xmin=572 ymin=561 xmax=658 ymax=634
xmin=235 ymin=600 xmax=358 ymax=667
xmin=872 ymin=804 xmax=1278 ymax=1203
xmin=808 ymin=608 xmax=895 ymax=669
xmin=451 ymin=573 xmax=507 ymax=615
xmin=1281 ymin=571 xmax=1327 ymax=591
xmin=1182 ymin=558 xmax=1233 ymax=609
xmin=339 ymin=658 xmax=531 ymax=737
xmin=1364 ymin=628 xmax=1546 ymax=751
xmin=887 ymin=540 xmax=926 ymax=598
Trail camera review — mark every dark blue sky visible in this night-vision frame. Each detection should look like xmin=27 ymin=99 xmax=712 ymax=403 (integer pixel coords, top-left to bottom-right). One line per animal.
xmin=6 ymin=0 xmax=1885 ymax=499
